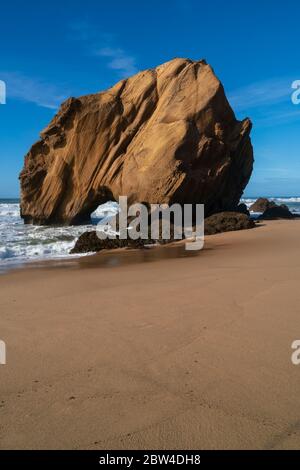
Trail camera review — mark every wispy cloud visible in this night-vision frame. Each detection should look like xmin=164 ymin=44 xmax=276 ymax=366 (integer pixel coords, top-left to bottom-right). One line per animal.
xmin=69 ymin=21 xmax=138 ymax=78
xmin=0 ymin=71 xmax=69 ymax=109
xmin=254 ymin=107 xmax=300 ymax=127
xmin=228 ymin=78 xmax=293 ymax=112
xmin=94 ymin=47 xmax=137 ymax=77
xmin=0 ymin=21 xmax=138 ymax=109
xmin=228 ymin=77 xmax=300 ymax=127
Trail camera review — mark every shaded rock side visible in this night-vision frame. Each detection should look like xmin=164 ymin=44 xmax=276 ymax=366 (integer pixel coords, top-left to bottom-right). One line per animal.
xmin=20 ymin=58 xmax=254 ymax=225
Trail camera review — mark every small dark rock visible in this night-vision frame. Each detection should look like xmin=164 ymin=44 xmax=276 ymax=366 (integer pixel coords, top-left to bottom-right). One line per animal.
xmin=71 ymin=231 xmax=156 ymax=254
xmin=236 ymin=203 xmax=250 ymax=216
xmin=204 ymin=212 xmax=255 ymax=235
xmin=71 ymin=230 xmax=160 ymax=254
xmin=259 ymin=206 xmax=294 ymax=220
xmin=71 ymin=218 xmax=185 ymax=254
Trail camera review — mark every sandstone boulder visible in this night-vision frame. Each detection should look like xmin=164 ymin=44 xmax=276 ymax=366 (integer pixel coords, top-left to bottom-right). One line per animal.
xmin=20 ymin=58 xmax=253 ymax=225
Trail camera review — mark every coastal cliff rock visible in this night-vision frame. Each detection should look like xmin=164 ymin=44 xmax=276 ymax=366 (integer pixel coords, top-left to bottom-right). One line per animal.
xmin=20 ymin=58 xmax=254 ymax=225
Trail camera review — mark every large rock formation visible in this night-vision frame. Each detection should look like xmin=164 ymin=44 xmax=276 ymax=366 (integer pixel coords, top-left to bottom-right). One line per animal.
xmin=20 ymin=58 xmax=254 ymax=225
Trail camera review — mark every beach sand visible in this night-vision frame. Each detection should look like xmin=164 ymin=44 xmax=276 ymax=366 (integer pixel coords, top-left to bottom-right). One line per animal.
xmin=1 ymin=220 xmax=300 ymax=449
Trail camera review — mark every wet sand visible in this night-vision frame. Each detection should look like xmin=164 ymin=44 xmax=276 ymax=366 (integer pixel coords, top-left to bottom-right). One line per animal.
xmin=1 ymin=220 xmax=300 ymax=449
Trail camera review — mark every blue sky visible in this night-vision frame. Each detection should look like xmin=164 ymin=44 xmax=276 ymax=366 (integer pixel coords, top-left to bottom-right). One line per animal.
xmin=0 ymin=0 xmax=299 ymax=198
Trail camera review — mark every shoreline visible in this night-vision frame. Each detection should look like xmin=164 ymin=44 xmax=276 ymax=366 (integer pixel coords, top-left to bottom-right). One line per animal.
xmin=1 ymin=220 xmax=300 ymax=449
xmin=0 ymin=239 xmax=202 ymax=276
xmin=1 ymin=195 xmax=300 ymax=271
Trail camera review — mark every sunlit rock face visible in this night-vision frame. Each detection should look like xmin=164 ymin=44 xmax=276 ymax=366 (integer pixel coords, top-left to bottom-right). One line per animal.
xmin=20 ymin=58 xmax=253 ymax=225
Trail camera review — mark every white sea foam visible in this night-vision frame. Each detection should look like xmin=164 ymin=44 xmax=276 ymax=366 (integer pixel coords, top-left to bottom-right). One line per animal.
xmin=0 ymin=203 xmax=20 ymax=218
xmin=271 ymin=197 xmax=300 ymax=203
xmin=0 ymin=200 xmax=118 ymax=267
xmin=91 ymin=201 xmax=119 ymax=219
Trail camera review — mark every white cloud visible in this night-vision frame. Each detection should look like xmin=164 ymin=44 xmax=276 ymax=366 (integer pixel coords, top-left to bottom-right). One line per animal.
xmin=0 ymin=71 xmax=69 ymax=109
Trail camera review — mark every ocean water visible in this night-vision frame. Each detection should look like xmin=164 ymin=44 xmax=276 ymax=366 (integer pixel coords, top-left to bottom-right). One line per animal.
xmin=0 ymin=199 xmax=119 ymax=268
xmin=0 ymin=197 xmax=299 ymax=268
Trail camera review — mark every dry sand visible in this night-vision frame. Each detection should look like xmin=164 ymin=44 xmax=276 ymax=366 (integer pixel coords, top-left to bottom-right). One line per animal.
xmin=1 ymin=220 xmax=300 ymax=450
